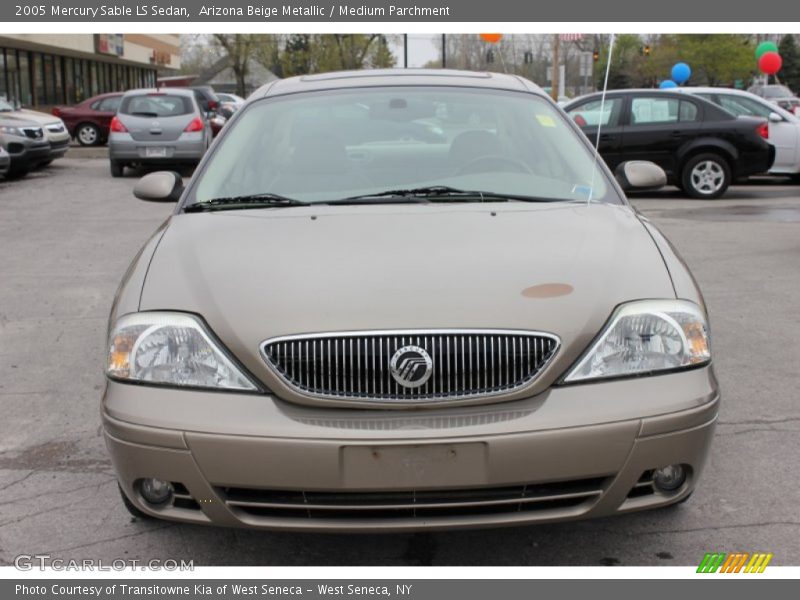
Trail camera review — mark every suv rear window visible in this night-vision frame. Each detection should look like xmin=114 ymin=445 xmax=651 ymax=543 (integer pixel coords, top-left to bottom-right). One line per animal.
xmin=120 ymin=94 xmax=193 ymax=117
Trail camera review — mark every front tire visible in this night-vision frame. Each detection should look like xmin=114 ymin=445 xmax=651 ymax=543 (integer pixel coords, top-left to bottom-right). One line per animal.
xmin=76 ymin=123 xmax=101 ymax=146
xmin=681 ymin=153 xmax=731 ymax=199
xmin=109 ymin=160 xmax=124 ymax=178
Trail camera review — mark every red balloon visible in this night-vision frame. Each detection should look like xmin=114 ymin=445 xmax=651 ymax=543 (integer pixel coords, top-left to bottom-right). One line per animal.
xmin=759 ymin=51 xmax=783 ymax=75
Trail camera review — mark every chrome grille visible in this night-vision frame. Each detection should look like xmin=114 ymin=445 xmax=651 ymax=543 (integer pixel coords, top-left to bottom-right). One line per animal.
xmin=261 ymin=330 xmax=559 ymax=403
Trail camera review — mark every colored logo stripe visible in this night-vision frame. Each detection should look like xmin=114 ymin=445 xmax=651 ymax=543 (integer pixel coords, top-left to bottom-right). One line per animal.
xmin=697 ymin=553 xmax=726 ymax=573
xmin=697 ymin=552 xmax=773 ymax=573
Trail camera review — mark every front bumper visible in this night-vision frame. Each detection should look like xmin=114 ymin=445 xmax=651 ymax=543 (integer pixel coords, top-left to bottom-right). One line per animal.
xmin=103 ymin=366 xmax=719 ymax=532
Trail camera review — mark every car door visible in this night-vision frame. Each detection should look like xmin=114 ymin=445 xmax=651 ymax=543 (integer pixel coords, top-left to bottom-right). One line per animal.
xmin=565 ymin=96 xmax=625 ymax=171
xmin=620 ymin=94 xmax=702 ymax=177
xmin=701 ymin=92 xmax=799 ymax=173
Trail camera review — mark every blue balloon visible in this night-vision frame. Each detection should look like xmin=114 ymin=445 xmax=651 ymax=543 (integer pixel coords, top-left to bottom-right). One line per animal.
xmin=671 ymin=62 xmax=692 ymax=84
xmin=659 ymin=79 xmax=678 ymax=89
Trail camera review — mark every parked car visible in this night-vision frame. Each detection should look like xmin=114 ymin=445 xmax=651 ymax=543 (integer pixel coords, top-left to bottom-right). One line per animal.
xmin=679 ymin=87 xmax=800 ymax=178
xmin=0 ymin=115 xmax=51 ymax=178
xmin=0 ymin=99 xmax=69 ymax=165
xmin=564 ymin=89 xmax=774 ymax=198
xmin=108 ymin=88 xmax=213 ymax=177
xmin=216 ymin=92 xmax=245 ymax=118
xmin=0 ymin=145 xmax=9 ymax=178
xmin=187 ymin=85 xmax=221 ymax=113
xmin=52 ymin=92 xmax=123 ymax=146
xmin=747 ymin=84 xmax=800 ymax=113
xmin=105 ymin=69 xmax=717 ymax=532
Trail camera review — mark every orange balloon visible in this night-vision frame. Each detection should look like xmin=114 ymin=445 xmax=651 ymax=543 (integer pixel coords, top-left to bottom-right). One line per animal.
xmin=480 ymin=34 xmax=503 ymax=43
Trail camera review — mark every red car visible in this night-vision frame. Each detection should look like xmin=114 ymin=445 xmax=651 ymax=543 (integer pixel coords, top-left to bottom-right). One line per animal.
xmin=52 ymin=92 xmax=123 ymax=146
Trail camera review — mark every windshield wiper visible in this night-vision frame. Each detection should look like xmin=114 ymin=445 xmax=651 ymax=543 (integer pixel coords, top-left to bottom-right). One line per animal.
xmin=325 ymin=186 xmax=564 ymax=205
xmin=185 ymin=193 xmax=311 ymax=212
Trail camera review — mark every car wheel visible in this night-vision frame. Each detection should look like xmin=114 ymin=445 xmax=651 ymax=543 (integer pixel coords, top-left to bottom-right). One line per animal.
xmin=110 ymin=160 xmax=124 ymax=178
xmin=118 ymin=484 xmax=152 ymax=520
xmin=681 ymin=153 xmax=731 ymax=199
xmin=76 ymin=123 xmax=101 ymax=146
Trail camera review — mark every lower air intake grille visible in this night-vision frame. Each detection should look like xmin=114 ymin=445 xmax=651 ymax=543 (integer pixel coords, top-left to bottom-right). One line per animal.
xmin=218 ymin=477 xmax=607 ymax=521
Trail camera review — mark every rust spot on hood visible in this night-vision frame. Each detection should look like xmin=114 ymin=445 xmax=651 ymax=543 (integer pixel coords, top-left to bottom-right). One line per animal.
xmin=521 ymin=283 xmax=574 ymax=298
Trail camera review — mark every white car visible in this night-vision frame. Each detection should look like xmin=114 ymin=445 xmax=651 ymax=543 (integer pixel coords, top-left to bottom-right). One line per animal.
xmin=0 ymin=99 xmax=70 ymax=165
xmin=679 ymin=87 xmax=800 ymax=177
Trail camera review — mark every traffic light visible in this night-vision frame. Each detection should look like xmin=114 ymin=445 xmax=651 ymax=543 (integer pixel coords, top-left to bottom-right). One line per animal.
xmin=592 ymin=50 xmax=599 ymax=62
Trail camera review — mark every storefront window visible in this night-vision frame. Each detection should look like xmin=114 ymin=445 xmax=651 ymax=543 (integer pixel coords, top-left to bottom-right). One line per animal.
xmin=32 ymin=52 xmax=43 ymax=105
xmin=19 ymin=51 xmax=31 ymax=106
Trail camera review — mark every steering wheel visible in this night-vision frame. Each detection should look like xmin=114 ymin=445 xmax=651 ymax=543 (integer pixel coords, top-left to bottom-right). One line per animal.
xmin=456 ymin=155 xmax=533 ymax=175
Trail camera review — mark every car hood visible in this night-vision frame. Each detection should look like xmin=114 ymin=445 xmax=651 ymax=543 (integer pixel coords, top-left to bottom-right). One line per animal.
xmin=15 ymin=109 xmax=63 ymax=128
xmin=0 ymin=114 xmax=42 ymax=128
xmin=139 ymin=202 xmax=675 ymax=407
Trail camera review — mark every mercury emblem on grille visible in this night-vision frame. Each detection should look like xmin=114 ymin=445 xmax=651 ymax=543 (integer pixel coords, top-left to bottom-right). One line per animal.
xmin=390 ymin=345 xmax=433 ymax=388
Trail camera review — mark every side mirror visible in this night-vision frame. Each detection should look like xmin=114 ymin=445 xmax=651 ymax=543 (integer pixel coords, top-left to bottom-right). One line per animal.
xmin=133 ymin=171 xmax=183 ymax=202
xmin=615 ymin=161 xmax=667 ymax=191
xmin=769 ymin=112 xmax=783 ymax=123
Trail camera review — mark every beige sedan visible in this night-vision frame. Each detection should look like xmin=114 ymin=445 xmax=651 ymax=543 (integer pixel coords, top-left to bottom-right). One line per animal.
xmin=103 ymin=70 xmax=717 ymax=531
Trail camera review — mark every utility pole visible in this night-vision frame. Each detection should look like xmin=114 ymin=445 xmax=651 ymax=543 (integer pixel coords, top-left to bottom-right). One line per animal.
xmin=404 ymin=34 xmax=408 ymax=68
xmin=551 ymin=34 xmax=560 ymax=101
xmin=442 ymin=34 xmax=446 ymax=68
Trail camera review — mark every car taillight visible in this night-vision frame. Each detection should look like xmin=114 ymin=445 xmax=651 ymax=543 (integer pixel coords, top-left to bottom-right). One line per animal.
xmin=110 ymin=116 xmax=128 ymax=133
xmin=208 ymin=100 xmax=218 ymax=110
xmin=757 ymin=122 xmax=769 ymax=140
xmin=184 ymin=117 xmax=204 ymax=132
xmin=51 ymin=107 xmax=61 ymax=117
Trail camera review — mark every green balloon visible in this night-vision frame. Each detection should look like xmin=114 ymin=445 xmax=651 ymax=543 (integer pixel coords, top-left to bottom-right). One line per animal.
xmin=756 ymin=41 xmax=779 ymax=60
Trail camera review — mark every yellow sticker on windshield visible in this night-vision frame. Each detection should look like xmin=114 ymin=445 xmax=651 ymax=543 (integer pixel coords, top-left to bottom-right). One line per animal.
xmin=536 ymin=114 xmax=557 ymax=127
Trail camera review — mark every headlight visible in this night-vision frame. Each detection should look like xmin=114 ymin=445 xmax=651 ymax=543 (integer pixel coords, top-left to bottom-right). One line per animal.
xmin=563 ymin=300 xmax=711 ymax=383
xmin=106 ymin=312 xmax=258 ymax=391
xmin=0 ymin=125 xmax=23 ymax=136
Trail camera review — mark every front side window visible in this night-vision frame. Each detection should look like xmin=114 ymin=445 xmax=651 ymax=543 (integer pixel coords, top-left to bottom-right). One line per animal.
xmin=191 ymin=87 xmax=619 ymax=205
xmin=566 ymin=97 xmax=622 ymax=127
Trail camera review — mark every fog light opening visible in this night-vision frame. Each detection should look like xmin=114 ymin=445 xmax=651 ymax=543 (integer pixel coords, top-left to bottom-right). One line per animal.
xmin=653 ymin=464 xmax=687 ymax=492
xmin=139 ymin=478 xmax=174 ymax=505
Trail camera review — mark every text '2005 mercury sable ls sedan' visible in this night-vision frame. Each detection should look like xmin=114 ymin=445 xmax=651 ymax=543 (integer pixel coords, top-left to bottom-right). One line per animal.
xmin=104 ymin=70 xmax=718 ymax=532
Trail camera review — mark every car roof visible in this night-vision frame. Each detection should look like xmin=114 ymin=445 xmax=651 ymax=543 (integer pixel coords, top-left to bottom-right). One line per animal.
xmin=253 ymin=69 xmax=547 ymax=99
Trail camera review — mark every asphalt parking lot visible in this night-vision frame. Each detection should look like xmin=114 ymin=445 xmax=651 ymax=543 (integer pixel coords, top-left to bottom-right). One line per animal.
xmin=0 ymin=154 xmax=798 ymax=567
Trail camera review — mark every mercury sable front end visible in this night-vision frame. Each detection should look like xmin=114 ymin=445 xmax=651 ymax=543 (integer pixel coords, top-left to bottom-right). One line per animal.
xmin=103 ymin=70 xmax=718 ymax=532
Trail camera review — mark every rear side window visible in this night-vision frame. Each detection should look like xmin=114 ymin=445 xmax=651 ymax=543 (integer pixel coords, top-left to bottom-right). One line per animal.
xmin=120 ymin=94 xmax=193 ymax=117
xmin=630 ymin=97 xmax=698 ymax=124
xmin=97 ymin=96 xmax=122 ymax=112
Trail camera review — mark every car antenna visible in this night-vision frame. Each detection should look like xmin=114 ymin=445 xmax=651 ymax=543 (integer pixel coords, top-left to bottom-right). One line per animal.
xmin=588 ymin=33 xmax=616 ymax=206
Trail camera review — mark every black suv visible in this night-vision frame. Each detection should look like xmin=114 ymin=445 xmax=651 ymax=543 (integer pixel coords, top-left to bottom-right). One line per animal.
xmin=564 ymin=90 xmax=775 ymax=198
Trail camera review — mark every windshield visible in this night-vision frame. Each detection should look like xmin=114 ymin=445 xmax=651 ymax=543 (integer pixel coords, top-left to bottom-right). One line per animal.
xmin=763 ymin=86 xmax=793 ymax=99
xmin=191 ymin=87 xmax=617 ymax=205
